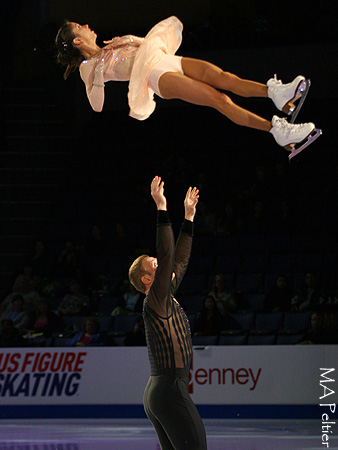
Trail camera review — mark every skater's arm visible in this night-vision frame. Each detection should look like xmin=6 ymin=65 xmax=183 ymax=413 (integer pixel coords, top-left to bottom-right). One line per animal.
xmin=103 ymin=35 xmax=144 ymax=47
xmin=172 ymin=187 xmax=199 ymax=294
xmin=86 ymin=59 xmax=105 ymax=112
xmin=147 ymin=177 xmax=174 ymax=317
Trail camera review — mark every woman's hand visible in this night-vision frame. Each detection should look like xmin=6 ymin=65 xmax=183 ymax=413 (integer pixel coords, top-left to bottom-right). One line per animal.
xmin=103 ymin=37 xmax=121 ymax=46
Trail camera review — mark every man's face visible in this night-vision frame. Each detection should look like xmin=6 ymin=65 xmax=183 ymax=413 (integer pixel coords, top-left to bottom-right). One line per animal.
xmin=142 ymin=257 xmax=158 ymax=278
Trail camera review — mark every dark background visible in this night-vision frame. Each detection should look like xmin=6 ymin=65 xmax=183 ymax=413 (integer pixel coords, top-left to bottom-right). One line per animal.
xmin=1 ymin=0 xmax=338 ymax=301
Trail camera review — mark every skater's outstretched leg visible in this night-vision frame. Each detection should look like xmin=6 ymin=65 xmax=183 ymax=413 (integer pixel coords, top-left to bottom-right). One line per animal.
xmin=158 ymin=71 xmax=271 ymax=131
xmin=158 ymin=71 xmax=320 ymax=156
xmin=181 ymin=57 xmax=268 ymax=98
xmin=180 ymin=59 xmax=310 ymax=119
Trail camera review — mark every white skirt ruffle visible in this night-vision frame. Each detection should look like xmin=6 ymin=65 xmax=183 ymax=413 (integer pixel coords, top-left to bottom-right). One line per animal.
xmin=128 ymin=16 xmax=183 ymax=121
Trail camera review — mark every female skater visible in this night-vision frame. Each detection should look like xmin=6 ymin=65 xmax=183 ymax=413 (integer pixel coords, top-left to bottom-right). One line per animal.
xmin=55 ymin=16 xmax=319 ymax=157
xmin=129 ymin=176 xmax=206 ymax=450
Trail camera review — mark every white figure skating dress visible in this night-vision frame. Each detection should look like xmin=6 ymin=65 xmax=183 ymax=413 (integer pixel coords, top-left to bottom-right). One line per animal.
xmin=79 ymin=16 xmax=183 ymax=120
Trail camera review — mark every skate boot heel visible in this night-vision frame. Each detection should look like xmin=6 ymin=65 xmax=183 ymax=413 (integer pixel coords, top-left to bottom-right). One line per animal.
xmin=288 ymin=128 xmax=322 ymax=160
xmin=283 ymin=101 xmax=295 ymax=115
xmin=296 ymin=80 xmax=307 ymax=97
xmin=290 ymin=78 xmax=311 ymax=123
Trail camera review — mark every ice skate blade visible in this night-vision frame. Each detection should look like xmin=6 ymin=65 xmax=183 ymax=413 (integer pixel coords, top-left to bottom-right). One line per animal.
xmin=289 ymin=79 xmax=311 ymax=123
xmin=288 ymin=128 xmax=322 ymax=161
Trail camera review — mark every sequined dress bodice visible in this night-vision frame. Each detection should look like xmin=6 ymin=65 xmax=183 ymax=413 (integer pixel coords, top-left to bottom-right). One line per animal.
xmin=80 ymin=35 xmax=141 ymax=81
xmin=78 ymin=16 xmax=183 ymax=116
xmin=79 ymin=35 xmax=143 ymax=112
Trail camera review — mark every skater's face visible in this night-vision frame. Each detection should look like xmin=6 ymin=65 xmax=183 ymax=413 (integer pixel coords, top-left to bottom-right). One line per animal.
xmin=142 ymin=257 xmax=158 ymax=278
xmin=140 ymin=257 xmax=158 ymax=293
xmin=71 ymin=22 xmax=97 ymax=45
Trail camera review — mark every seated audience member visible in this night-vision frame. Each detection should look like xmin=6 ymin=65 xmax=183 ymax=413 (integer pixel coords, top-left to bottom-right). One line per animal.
xmin=85 ymin=224 xmax=107 ymax=258
xmin=245 ymin=199 xmax=271 ymax=234
xmin=194 ymin=200 xmax=216 ymax=235
xmin=30 ymin=240 xmax=53 ymax=279
xmin=298 ymin=312 xmax=331 ymax=344
xmin=0 ymin=319 xmax=25 ymax=347
xmin=194 ymin=296 xmax=225 ymax=336
xmin=109 ymin=221 xmax=135 ymax=257
xmin=27 ymin=299 xmax=61 ymax=337
xmin=124 ymin=317 xmax=147 ymax=346
xmin=209 ymin=274 xmax=237 ymax=313
xmin=112 ymin=282 xmax=145 ymax=316
xmin=0 ymin=294 xmax=30 ymax=334
xmin=56 ymin=241 xmax=79 ymax=279
xmin=58 ymin=281 xmax=91 ymax=316
xmin=271 ymin=199 xmax=293 ymax=233
xmin=292 ymin=272 xmax=325 ymax=312
xmin=264 ymin=274 xmax=294 ymax=312
xmin=0 ymin=274 xmax=40 ymax=315
xmin=215 ymin=201 xmax=243 ymax=235
xmin=66 ymin=317 xmax=104 ymax=346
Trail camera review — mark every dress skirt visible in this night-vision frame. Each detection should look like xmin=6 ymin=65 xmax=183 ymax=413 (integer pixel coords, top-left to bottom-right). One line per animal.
xmin=128 ymin=16 xmax=183 ymax=121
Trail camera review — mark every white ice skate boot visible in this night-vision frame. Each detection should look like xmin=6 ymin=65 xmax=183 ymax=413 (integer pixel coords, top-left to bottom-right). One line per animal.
xmin=270 ymin=115 xmax=322 ymax=160
xmin=267 ymin=74 xmax=310 ymax=123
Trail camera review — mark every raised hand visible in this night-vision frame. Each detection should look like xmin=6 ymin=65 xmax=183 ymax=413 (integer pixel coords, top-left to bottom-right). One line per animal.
xmin=184 ymin=186 xmax=199 ymax=221
xmin=150 ymin=176 xmax=167 ymax=211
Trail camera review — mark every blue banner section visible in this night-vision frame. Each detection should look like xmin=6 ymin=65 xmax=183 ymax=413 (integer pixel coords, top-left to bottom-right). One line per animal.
xmin=0 ymin=404 xmax=320 ymax=419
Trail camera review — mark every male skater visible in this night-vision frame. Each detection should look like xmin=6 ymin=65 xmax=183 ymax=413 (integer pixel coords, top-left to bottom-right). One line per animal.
xmin=129 ymin=176 xmax=206 ymax=450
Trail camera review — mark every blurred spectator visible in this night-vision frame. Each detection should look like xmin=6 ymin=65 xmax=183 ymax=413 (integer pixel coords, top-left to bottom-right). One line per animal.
xmin=27 ymin=299 xmax=61 ymax=337
xmin=215 ymin=200 xmax=243 ymax=235
xmin=240 ymin=166 xmax=274 ymax=202
xmin=194 ymin=296 xmax=225 ymax=336
xmin=56 ymin=241 xmax=79 ymax=279
xmin=124 ymin=317 xmax=147 ymax=346
xmin=0 ymin=294 xmax=30 ymax=334
xmin=109 ymin=221 xmax=135 ymax=257
xmin=0 ymin=319 xmax=25 ymax=347
xmin=245 ymin=199 xmax=271 ymax=234
xmin=264 ymin=274 xmax=294 ymax=312
xmin=292 ymin=272 xmax=325 ymax=312
xmin=298 ymin=312 xmax=331 ymax=344
xmin=30 ymin=240 xmax=53 ymax=278
xmin=0 ymin=274 xmax=40 ymax=315
xmin=194 ymin=200 xmax=216 ymax=235
xmin=271 ymin=199 xmax=293 ymax=233
xmin=58 ymin=281 xmax=91 ymax=316
xmin=66 ymin=317 xmax=104 ymax=346
xmin=112 ymin=282 xmax=144 ymax=316
xmin=85 ymin=225 xmax=107 ymax=258
xmin=208 ymin=274 xmax=237 ymax=313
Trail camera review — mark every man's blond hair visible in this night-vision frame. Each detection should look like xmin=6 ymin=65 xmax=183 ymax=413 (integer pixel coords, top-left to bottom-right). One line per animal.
xmin=128 ymin=254 xmax=150 ymax=294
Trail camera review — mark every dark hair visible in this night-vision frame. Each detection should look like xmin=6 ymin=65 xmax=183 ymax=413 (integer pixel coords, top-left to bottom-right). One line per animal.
xmin=202 ymin=296 xmax=216 ymax=311
xmin=55 ymin=20 xmax=84 ymax=80
xmin=83 ymin=316 xmax=100 ymax=333
xmin=12 ymin=294 xmax=24 ymax=304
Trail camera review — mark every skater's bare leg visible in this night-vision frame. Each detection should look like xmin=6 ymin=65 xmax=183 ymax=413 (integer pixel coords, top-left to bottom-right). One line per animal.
xmin=158 ymin=71 xmax=271 ymax=132
xmin=181 ymin=57 xmax=268 ymax=98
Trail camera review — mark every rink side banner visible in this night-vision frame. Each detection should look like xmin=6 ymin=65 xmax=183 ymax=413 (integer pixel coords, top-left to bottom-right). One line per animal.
xmin=0 ymin=346 xmax=337 ymax=417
